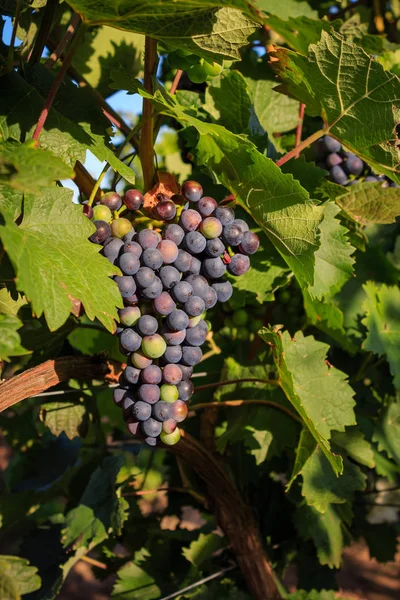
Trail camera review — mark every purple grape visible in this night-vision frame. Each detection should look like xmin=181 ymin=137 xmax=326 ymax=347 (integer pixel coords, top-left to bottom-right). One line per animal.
xmin=138 ymin=384 xmax=161 ymax=404
xmin=141 ymin=248 xmax=163 ymax=270
xmin=141 ymin=365 xmax=162 ymax=384
xmin=123 ymin=230 xmax=136 ymax=242
xmin=177 ymin=379 xmax=194 ymax=400
xmin=142 ymin=277 xmax=163 ymax=299
xmin=188 ymin=256 xmax=201 ymax=275
xmin=171 ymin=400 xmax=188 ymax=423
xmin=223 ymin=223 xmax=243 ymax=246
xmin=345 ymin=153 xmax=364 ymax=176
xmin=152 ymin=401 xmax=173 ymax=422
xmin=126 ymin=418 xmax=140 ymax=436
xmin=120 ymin=328 xmax=142 ymax=352
xmin=156 ymin=200 xmax=176 ymax=221
xmin=202 ymin=257 xmax=226 ymax=279
xmin=181 ymin=346 xmax=202 ymax=366
xmin=212 ymin=280 xmax=233 ymax=302
xmin=138 ymin=229 xmax=161 ymax=249
xmin=185 ymin=321 xmax=208 ymax=346
xmin=157 ymin=240 xmax=179 ymax=264
xmin=184 ymin=231 xmax=207 ymax=254
xmin=101 ymin=191 xmax=122 ymax=211
xmin=214 ymin=206 xmax=234 ymax=226
xmin=164 ymin=345 xmax=182 ymax=363
xmin=228 ymin=253 xmax=250 ymax=276
xmin=143 ymin=435 xmax=158 ymax=446
xmin=323 ymin=136 xmax=341 ymax=154
xmin=113 ymin=387 xmax=128 ymax=406
xmin=205 ymin=237 xmax=225 ymax=257
xmin=137 ymin=315 xmax=158 ymax=336
xmin=132 ymin=400 xmax=152 ymax=421
xmin=179 ymin=209 xmax=202 ymax=232
xmin=115 ymin=275 xmax=137 ymax=298
xmin=326 ymin=153 xmax=343 ymax=169
xmin=124 ymin=293 xmax=139 ymax=306
xmin=171 ymin=281 xmax=193 ymax=303
xmin=163 ymin=363 xmax=183 ymax=384
xmin=153 ymin=292 xmax=176 ymax=316
xmin=124 ymin=366 xmax=141 ymax=385
xmin=161 ymin=326 xmax=186 ymax=346
xmin=185 ymin=275 xmax=208 ymax=298
xmin=122 ymin=395 xmax=136 ymax=420
xmin=202 ymin=286 xmax=217 ymax=309
xmin=159 ymin=266 xmax=180 ymax=289
xmin=233 ymin=219 xmax=249 ymax=233
xmin=184 ymin=295 xmax=205 ymax=317
xmin=174 ymin=250 xmax=193 ymax=273
xmin=239 ymin=231 xmax=260 ymax=255
xmin=181 ymin=180 xmax=203 ymax=202
xmin=135 ymin=267 xmax=155 ymax=288
xmin=163 ymin=224 xmax=185 ymax=245
xmin=123 ymin=241 xmax=142 ymax=257
xmin=178 ymin=365 xmax=193 ymax=382
xmin=167 ymin=309 xmax=189 ymax=331
xmin=124 ymin=189 xmax=144 ymax=211
xmin=141 ymin=417 xmax=163 ymax=437
xmin=90 ymin=220 xmax=111 ymax=244
xmin=198 ymin=196 xmax=218 ymax=217
xmin=103 ymin=238 xmax=124 ymax=263
xmin=83 ymin=203 xmax=93 ymax=220
xmin=119 ymin=253 xmax=141 ymax=275
xmin=330 ymin=165 xmax=348 ymax=185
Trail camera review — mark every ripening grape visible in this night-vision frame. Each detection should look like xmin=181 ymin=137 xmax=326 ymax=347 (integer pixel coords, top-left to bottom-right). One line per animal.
xmin=163 ymin=224 xmax=185 ymax=245
xmin=131 ymin=350 xmax=152 ymax=369
xmin=228 ymin=253 xmax=250 ymax=276
xmin=138 ymin=229 xmax=161 ymax=249
xmin=162 ymin=419 xmax=177 ymax=434
xmin=200 ymin=217 xmax=222 ymax=239
xmin=101 ymin=191 xmax=122 ymax=211
xmin=93 ymin=204 xmax=112 ymax=222
xmin=126 ymin=419 xmax=140 ymax=436
xmin=141 ymin=364 xmax=162 ymax=384
xmin=160 ymin=427 xmax=181 ymax=445
xmin=138 ymin=384 xmax=160 ymax=404
xmin=160 ymin=384 xmax=179 ymax=403
xmin=111 ymin=218 xmax=133 ymax=239
xmin=161 ymin=326 xmax=186 ymax=345
xmin=163 ymin=363 xmax=183 ymax=385
xmin=156 ymin=200 xmax=176 ymax=221
xmin=142 ymin=334 xmax=167 ymax=359
xmin=326 ymin=153 xmax=343 ymax=169
xmin=171 ymin=400 xmax=188 ymax=423
xmin=124 ymin=240 xmax=142 ymax=257
xmin=157 ymin=240 xmax=179 ymax=264
xmin=124 ymin=189 xmax=144 ymax=211
xmin=90 ymin=220 xmax=111 ymax=244
xmin=181 ymin=180 xmax=203 ymax=202
xmin=180 ymin=209 xmax=202 ymax=232
xmin=153 ymin=291 xmax=176 ymax=316
xmin=83 ymin=203 xmax=93 ymax=220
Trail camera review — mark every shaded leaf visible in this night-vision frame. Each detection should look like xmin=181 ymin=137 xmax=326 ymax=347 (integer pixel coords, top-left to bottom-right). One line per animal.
xmin=0 ymin=187 xmax=122 ymax=332
xmin=372 ymin=401 xmax=400 ymax=464
xmin=204 ymin=71 xmax=252 ymax=134
xmin=0 ymin=555 xmax=41 ymax=599
xmin=258 ymin=0 xmax=318 ymax=19
xmin=332 ymin=428 xmax=375 ymax=468
xmin=112 ymin=558 xmax=160 ymax=600
xmin=40 ymin=401 xmax=87 ymax=440
xmin=260 ymin=327 xmax=356 ymax=475
xmin=287 ymin=428 xmax=316 ymax=489
xmin=182 ymin=533 xmax=224 ymax=570
xmin=336 ymin=182 xmax=400 ymax=225
xmin=0 ymin=314 xmax=30 ymax=361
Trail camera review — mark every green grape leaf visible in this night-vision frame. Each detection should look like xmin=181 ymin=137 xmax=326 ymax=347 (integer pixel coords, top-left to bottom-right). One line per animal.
xmin=362 ymin=282 xmax=400 ymax=389
xmin=273 ymin=31 xmax=400 ymax=183
xmin=301 ymin=446 xmax=366 ymax=513
xmin=62 ymin=456 xmax=128 ymax=576
xmin=0 ymin=289 xmax=26 ymax=316
xmin=246 ymin=74 xmax=299 ymax=136
xmin=310 ymin=202 xmax=355 ymax=299
xmin=0 ymin=140 xmax=73 ymax=194
xmin=111 ymin=78 xmax=323 ymax=287
xmin=72 ymin=26 xmax=144 ymax=97
xmin=294 ymin=503 xmax=347 ymax=568
xmin=0 ymin=556 xmax=41 ymax=599
xmin=260 ymin=327 xmax=356 ymax=475
xmin=112 ymin=559 xmax=160 ymax=599
xmin=332 ymin=428 xmax=375 ymax=468
xmin=378 ymin=48 xmax=400 ymax=76
xmin=281 ymin=156 xmax=327 ymax=198
xmin=258 ymin=0 xmax=318 ymax=19
xmin=0 ymin=188 xmax=122 ymax=332
xmin=372 ymin=401 xmax=400 ymax=464
xmin=267 ymin=16 xmax=332 ymax=55
xmin=66 ymin=1 xmax=259 ymax=62
xmin=0 ymin=70 xmax=135 ymax=183
xmin=40 ymin=401 xmax=87 ymax=440
xmin=204 ymin=71 xmax=252 ymax=134
xmin=68 ymin=322 xmax=124 ymax=362
xmin=0 ymin=314 xmax=30 ymax=361
xmin=0 ymin=184 xmax=23 ymax=221
xmin=287 ymin=428 xmax=316 ymax=490
xmin=182 ymin=533 xmax=224 ymax=569
xmin=336 ymin=182 xmax=400 ymax=225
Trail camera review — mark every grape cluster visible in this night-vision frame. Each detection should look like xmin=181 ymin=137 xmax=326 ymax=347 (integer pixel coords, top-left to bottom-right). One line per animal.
xmin=315 ymin=135 xmax=398 ymax=188
xmin=87 ymin=181 xmax=259 ymax=446
xmin=168 ymin=50 xmax=228 ymax=84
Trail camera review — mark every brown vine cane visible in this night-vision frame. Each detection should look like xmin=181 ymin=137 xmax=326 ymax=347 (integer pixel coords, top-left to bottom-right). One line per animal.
xmin=0 ymin=356 xmax=281 ymax=599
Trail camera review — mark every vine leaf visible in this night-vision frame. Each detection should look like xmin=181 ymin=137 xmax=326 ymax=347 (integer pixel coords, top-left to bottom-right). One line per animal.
xmin=0 ymin=555 xmax=41 ymax=599
xmin=0 ymin=187 xmax=122 ymax=332
xmin=111 ymin=75 xmax=323 ymax=288
xmin=182 ymin=533 xmax=224 ymax=570
xmin=287 ymin=428 xmax=316 ymax=490
xmin=260 ymin=327 xmax=356 ymax=475
xmin=0 ymin=140 xmax=73 ymax=195
xmin=62 ymin=456 xmax=128 ymax=577
xmin=273 ymin=31 xmax=400 ymax=182
xmin=336 ymin=182 xmax=400 ymax=225
xmin=0 ymin=314 xmax=30 ymax=362
xmin=300 ymin=446 xmax=366 ymax=513
xmin=40 ymin=401 xmax=87 ymax=440
xmin=332 ymin=428 xmax=375 ymax=468
xmin=362 ymin=282 xmax=400 ymax=389
xmin=204 ymin=71 xmax=252 ymax=134
xmin=372 ymin=401 xmax=400 ymax=464
xmin=310 ymin=202 xmax=355 ymax=299
xmin=258 ymin=0 xmax=318 ymax=19
xmin=112 ymin=551 xmax=160 ymax=600
xmin=66 ymin=1 xmax=259 ymax=62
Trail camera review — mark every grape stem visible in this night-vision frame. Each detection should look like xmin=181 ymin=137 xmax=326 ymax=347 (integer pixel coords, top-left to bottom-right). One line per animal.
xmin=275 ymin=128 xmax=325 ymax=168
xmin=80 ymin=556 xmax=107 ymax=570
xmin=87 ymin=163 xmax=108 ymax=207
xmin=32 ymin=21 xmax=87 ymax=141
xmin=7 ymin=0 xmax=22 ymax=72
xmin=191 ymin=399 xmax=301 ymax=423
xmin=140 ymin=37 xmax=158 ymax=191
xmin=294 ymin=103 xmax=306 ymax=158
xmin=170 ymin=69 xmax=183 ymax=94
xmin=45 ymin=12 xmax=81 ymax=69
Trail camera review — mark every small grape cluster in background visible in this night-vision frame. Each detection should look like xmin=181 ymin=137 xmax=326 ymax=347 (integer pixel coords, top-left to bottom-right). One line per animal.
xmin=218 ymin=293 xmax=264 ymax=343
xmin=315 ymin=135 xmax=399 ymax=188
xmin=168 ymin=49 xmax=230 ymax=84
xmin=86 ymin=181 xmax=259 ymax=446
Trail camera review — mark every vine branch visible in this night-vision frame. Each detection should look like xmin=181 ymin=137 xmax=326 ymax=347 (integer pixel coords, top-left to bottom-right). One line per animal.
xmin=45 ymin=12 xmax=81 ymax=69
xmin=28 ymin=0 xmax=59 ymax=65
xmin=140 ymin=37 xmax=157 ymax=191
xmin=294 ymin=103 xmax=306 ymax=158
xmin=276 ymin=129 xmax=325 ymax=168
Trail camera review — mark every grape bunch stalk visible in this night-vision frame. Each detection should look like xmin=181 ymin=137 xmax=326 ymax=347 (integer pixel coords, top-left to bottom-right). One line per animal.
xmin=87 ymin=180 xmax=259 ymax=446
xmin=315 ymin=135 xmax=398 ymax=188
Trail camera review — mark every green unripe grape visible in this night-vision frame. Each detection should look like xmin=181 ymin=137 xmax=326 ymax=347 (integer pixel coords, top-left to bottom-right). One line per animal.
xmin=237 ymin=326 xmax=249 ymax=341
xmin=230 ymin=327 xmax=238 ymax=340
xmin=227 ymin=294 xmax=246 ymax=311
xmin=160 ymin=427 xmax=181 ymax=445
xmin=224 ymin=315 xmax=234 ymax=329
xmin=249 ymin=318 xmax=263 ymax=333
xmin=93 ymin=204 xmax=112 ymax=223
xmin=249 ymin=332 xmax=255 ymax=342
xmin=111 ymin=217 xmax=133 ymax=239
xmin=168 ymin=51 xmax=191 ymax=70
xmin=202 ymin=60 xmax=223 ymax=78
xmin=188 ymin=63 xmax=208 ymax=84
xmin=204 ymin=320 xmax=211 ymax=331
xmin=131 ymin=350 xmax=152 ymax=369
xmin=200 ymin=217 xmax=223 ymax=239
xmin=160 ymin=384 xmax=179 ymax=403
xmin=142 ymin=334 xmax=167 ymax=359
xmin=220 ymin=326 xmax=231 ymax=338
xmin=187 ymin=314 xmax=202 ymax=328
xmin=118 ymin=306 xmax=141 ymax=326
xmin=232 ymin=309 xmax=248 ymax=326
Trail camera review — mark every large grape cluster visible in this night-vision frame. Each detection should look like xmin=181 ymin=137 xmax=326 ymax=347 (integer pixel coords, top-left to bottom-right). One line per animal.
xmin=87 ymin=181 xmax=259 ymax=446
xmin=315 ymin=135 xmax=398 ymax=188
